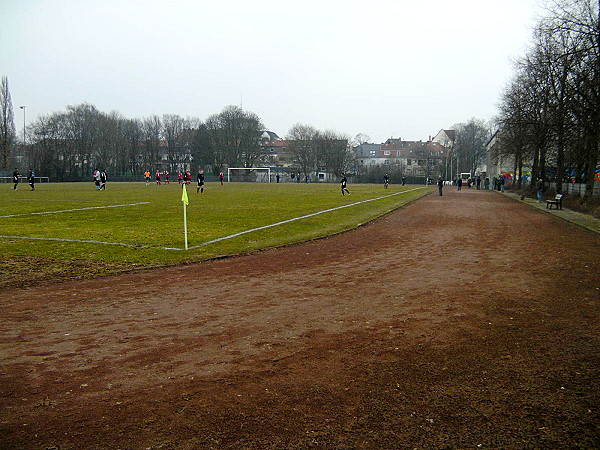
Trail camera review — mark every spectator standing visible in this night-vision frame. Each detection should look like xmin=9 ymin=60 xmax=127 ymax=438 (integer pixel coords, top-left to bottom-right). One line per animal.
xmin=536 ymin=178 xmax=544 ymax=202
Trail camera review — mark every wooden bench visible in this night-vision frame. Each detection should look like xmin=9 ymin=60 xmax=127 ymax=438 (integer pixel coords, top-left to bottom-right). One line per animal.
xmin=546 ymin=194 xmax=564 ymax=210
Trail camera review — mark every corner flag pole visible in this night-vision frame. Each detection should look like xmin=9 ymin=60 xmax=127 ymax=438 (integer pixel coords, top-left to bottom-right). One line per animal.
xmin=181 ymin=183 xmax=189 ymax=250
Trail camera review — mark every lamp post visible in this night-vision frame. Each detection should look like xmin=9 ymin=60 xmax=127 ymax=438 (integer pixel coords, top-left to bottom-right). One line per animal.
xmin=19 ymin=105 xmax=26 ymax=145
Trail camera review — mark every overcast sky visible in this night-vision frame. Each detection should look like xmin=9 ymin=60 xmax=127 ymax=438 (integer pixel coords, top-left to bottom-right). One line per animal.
xmin=2 ymin=0 xmax=541 ymax=143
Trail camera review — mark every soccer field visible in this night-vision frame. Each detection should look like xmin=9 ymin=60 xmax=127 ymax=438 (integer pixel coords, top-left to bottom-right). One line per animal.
xmin=1 ymin=181 xmax=432 ymax=270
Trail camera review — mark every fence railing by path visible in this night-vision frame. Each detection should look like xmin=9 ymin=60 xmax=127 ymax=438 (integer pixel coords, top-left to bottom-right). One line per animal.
xmin=547 ymin=182 xmax=600 ymax=197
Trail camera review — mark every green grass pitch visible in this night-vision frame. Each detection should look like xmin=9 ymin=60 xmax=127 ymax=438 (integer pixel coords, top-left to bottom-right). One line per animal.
xmin=1 ymin=181 xmax=432 ymax=273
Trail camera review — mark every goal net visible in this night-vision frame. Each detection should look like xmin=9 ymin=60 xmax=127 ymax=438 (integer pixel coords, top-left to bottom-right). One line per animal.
xmin=227 ymin=168 xmax=271 ymax=183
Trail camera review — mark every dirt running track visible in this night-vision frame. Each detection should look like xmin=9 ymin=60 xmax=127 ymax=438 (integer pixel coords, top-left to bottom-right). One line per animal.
xmin=1 ymin=188 xmax=599 ymax=449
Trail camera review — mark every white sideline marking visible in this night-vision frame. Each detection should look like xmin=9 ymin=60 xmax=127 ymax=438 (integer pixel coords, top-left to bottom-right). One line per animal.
xmin=187 ymin=187 xmax=425 ymax=249
xmin=0 ymin=234 xmax=180 ymax=250
xmin=0 ymin=202 xmax=150 ymax=218
xmin=0 ymin=188 xmax=425 ymax=250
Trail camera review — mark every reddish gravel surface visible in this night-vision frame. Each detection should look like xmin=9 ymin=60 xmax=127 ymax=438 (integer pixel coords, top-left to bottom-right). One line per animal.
xmin=1 ymin=187 xmax=599 ymax=449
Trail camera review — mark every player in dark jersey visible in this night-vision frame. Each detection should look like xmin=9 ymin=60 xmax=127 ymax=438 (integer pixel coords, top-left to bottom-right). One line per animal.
xmin=383 ymin=173 xmax=389 ymax=189
xmin=12 ymin=168 xmax=20 ymax=190
xmin=27 ymin=169 xmax=35 ymax=190
xmin=196 ymin=170 xmax=205 ymax=193
xmin=341 ymin=173 xmax=350 ymax=196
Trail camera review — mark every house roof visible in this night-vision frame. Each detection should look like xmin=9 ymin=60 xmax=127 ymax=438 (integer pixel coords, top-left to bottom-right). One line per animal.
xmin=261 ymin=131 xmax=281 ymax=140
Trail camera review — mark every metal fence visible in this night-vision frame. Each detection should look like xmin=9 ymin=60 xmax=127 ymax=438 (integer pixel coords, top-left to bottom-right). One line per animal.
xmin=548 ymin=182 xmax=600 ymax=197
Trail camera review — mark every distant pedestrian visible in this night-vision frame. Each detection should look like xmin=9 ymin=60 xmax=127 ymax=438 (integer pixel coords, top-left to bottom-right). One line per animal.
xmin=341 ymin=173 xmax=350 ymax=195
xmin=476 ymin=176 xmax=481 ymax=190
xmin=500 ymin=176 xmax=506 ymax=192
xmin=457 ymin=177 xmax=462 ymax=191
xmin=197 ymin=170 xmax=205 ymax=193
xmin=27 ymin=169 xmax=35 ymax=190
xmin=484 ymin=177 xmax=490 ymax=190
xmin=438 ymin=177 xmax=443 ymax=196
xmin=12 ymin=168 xmax=19 ymax=190
xmin=276 ymin=173 xmax=280 ymax=183
xmin=536 ymin=178 xmax=544 ymax=202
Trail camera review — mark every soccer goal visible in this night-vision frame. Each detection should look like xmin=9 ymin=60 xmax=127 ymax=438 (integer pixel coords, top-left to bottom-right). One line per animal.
xmin=227 ymin=168 xmax=271 ymax=183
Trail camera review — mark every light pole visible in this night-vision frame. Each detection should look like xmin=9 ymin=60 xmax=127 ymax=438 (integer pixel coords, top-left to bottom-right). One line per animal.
xmin=19 ymin=105 xmax=26 ymax=145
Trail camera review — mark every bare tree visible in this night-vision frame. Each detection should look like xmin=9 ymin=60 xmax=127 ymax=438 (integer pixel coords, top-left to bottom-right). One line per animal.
xmin=286 ymin=123 xmax=318 ymax=177
xmin=0 ymin=76 xmax=16 ymax=168
xmin=497 ymin=0 xmax=599 ymax=197
xmin=205 ymin=106 xmax=265 ymax=168
xmin=352 ymin=133 xmax=371 ymax=146
xmin=315 ymin=130 xmax=352 ymax=177
xmin=453 ymin=118 xmax=489 ymax=175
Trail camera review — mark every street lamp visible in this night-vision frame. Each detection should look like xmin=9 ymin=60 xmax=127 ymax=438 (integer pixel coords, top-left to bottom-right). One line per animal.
xmin=19 ymin=105 xmax=26 ymax=145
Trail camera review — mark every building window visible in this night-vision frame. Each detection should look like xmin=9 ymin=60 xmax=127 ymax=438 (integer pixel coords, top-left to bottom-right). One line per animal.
xmin=384 ymin=150 xmax=390 ymax=156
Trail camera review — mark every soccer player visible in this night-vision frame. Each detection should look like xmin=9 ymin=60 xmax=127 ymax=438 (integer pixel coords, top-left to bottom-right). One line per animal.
xmin=144 ymin=170 xmax=150 ymax=185
xmin=12 ymin=168 xmax=19 ymax=190
xmin=100 ymin=169 xmax=107 ymax=190
xmin=219 ymin=171 xmax=224 ymax=185
xmin=177 ymin=171 xmax=183 ymax=184
xmin=383 ymin=173 xmax=389 ymax=189
xmin=164 ymin=170 xmax=170 ymax=184
xmin=341 ymin=173 xmax=350 ymax=196
xmin=197 ymin=170 xmax=205 ymax=193
xmin=93 ymin=168 xmax=101 ymax=190
xmin=27 ymin=169 xmax=35 ymax=191
xmin=156 ymin=170 xmax=161 ymax=185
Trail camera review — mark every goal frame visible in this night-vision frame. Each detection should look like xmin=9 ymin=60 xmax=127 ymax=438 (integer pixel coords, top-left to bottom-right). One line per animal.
xmin=227 ymin=167 xmax=271 ymax=183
